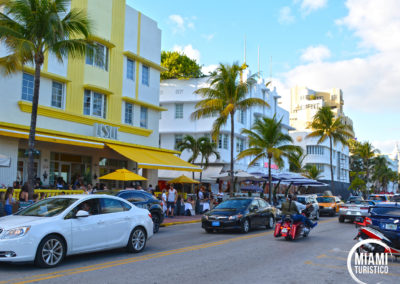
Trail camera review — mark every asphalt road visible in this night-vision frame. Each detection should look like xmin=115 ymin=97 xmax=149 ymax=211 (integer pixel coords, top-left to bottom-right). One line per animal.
xmin=0 ymin=217 xmax=399 ymax=284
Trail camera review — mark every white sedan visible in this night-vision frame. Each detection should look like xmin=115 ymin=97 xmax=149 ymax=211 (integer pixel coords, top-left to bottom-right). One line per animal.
xmin=0 ymin=194 xmax=153 ymax=268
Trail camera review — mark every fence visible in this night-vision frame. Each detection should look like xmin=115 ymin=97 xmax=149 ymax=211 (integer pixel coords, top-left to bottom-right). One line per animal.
xmin=0 ymin=189 xmax=84 ymax=200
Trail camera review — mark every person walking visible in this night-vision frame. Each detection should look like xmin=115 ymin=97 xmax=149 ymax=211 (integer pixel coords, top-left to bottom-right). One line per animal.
xmin=161 ymin=189 xmax=167 ymax=216
xmin=166 ymin=183 xmax=177 ymax=217
xmin=4 ymin=187 xmax=15 ymax=215
xmin=19 ymin=183 xmax=29 ymax=202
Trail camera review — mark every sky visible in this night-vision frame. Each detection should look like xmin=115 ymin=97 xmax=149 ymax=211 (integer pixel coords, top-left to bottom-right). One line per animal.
xmin=128 ymin=0 xmax=400 ymax=154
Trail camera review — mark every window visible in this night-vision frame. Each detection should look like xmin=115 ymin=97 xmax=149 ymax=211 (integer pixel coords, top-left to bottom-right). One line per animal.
xmin=86 ymin=43 xmax=109 ymax=71
xmin=100 ymin=198 xmax=125 ymax=214
xmin=306 ymin=163 xmax=324 ymax=172
xmin=119 ymin=192 xmax=147 ymax=203
xmin=22 ymin=73 xmax=34 ymax=101
xmin=238 ymin=110 xmax=246 ymax=124
xmin=142 ymin=65 xmax=149 ymax=86
xmin=175 ymin=134 xmax=183 ymax=150
xmin=83 ymin=90 xmax=107 ymax=118
xmin=236 ymin=138 xmax=244 ymax=152
xmin=218 ymin=134 xmax=222 ymax=149
xmin=306 ymin=145 xmax=324 ymax=155
xmin=127 ymin=59 xmax=135 ymax=80
xmin=175 ymin=103 xmax=183 ymax=119
xmin=51 ymin=81 xmax=64 ymax=108
xmin=140 ymin=106 xmax=148 ymax=128
xmin=223 ymin=134 xmax=229 ymax=149
xmin=175 ymin=89 xmax=183 ymax=95
xmin=125 ymin=103 xmax=133 ymax=125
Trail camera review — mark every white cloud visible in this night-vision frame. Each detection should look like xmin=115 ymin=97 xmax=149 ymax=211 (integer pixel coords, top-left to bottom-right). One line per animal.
xmin=299 ymin=0 xmax=327 ymax=15
xmin=173 ymin=44 xmax=201 ymax=62
xmin=202 ymin=64 xmax=218 ymax=76
xmin=278 ymin=6 xmax=295 ymax=24
xmin=168 ymin=14 xmax=195 ymax=34
xmin=201 ymin=33 xmax=215 ymax=41
xmin=372 ymin=140 xmax=399 ymax=155
xmin=336 ymin=0 xmax=400 ymax=52
xmin=300 ymin=45 xmax=331 ymax=63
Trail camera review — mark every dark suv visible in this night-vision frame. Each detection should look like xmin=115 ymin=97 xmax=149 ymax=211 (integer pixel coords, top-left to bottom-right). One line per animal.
xmin=116 ymin=190 xmax=164 ymax=233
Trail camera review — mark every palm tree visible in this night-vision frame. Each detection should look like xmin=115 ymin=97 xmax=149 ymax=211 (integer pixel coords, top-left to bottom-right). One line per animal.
xmin=0 ymin=0 xmax=92 ymax=195
xmin=237 ymin=116 xmax=301 ymax=203
xmin=191 ymin=63 xmax=269 ymax=195
xmin=288 ymin=148 xmax=307 ymax=173
xmin=303 ymin=164 xmax=323 ymax=180
xmin=372 ymin=156 xmax=395 ymax=192
xmin=307 ymin=106 xmax=353 ymax=192
xmin=198 ymin=138 xmax=220 ymax=182
xmin=352 ymin=141 xmax=379 ymax=188
xmin=176 ymin=135 xmax=203 ymax=178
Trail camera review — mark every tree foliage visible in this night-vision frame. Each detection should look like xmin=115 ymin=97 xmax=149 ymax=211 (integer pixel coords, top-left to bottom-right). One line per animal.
xmin=161 ymin=51 xmax=203 ymax=80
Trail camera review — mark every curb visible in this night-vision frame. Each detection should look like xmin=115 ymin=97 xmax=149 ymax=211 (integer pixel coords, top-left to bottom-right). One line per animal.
xmin=160 ymin=220 xmax=201 ymax=227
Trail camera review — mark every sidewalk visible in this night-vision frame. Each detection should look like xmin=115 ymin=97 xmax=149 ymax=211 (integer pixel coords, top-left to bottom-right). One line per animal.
xmin=160 ymin=215 xmax=202 ymax=227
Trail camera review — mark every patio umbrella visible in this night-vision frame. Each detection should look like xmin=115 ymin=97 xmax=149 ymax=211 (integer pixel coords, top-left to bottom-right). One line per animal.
xmin=99 ymin=168 xmax=147 ymax=181
xmin=167 ymin=175 xmax=200 ymax=184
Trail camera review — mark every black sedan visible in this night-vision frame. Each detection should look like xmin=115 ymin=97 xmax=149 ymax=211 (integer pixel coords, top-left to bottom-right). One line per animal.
xmin=116 ymin=190 xmax=164 ymax=233
xmin=202 ymin=197 xmax=276 ymax=234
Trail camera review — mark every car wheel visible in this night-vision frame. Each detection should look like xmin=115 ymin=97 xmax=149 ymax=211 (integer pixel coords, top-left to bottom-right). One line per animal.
xmin=152 ymin=213 xmax=161 ymax=233
xmin=127 ymin=227 xmax=147 ymax=253
xmin=35 ymin=235 xmax=65 ymax=268
xmin=339 ymin=215 xmax=345 ymax=223
xmin=241 ymin=218 xmax=250 ymax=234
xmin=205 ymin=228 xmax=214 ymax=233
xmin=266 ymin=216 xmax=275 ymax=229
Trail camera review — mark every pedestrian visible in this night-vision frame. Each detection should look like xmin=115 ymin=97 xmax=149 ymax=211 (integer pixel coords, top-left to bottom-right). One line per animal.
xmin=147 ymin=184 xmax=154 ymax=193
xmin=4 ymin=187 xmax=15 ymax=215
xmin=19 ymin=182 xmax=29 ymax=202
xmin=32 ymin=194 xmax=39 ymax=202
xmin=12 ymin=181 xmax=20 ymax=189
xmin=166 ymin=183 xmax=177 ymax=217
xmin=0 ymin=192 xmax=5 ymax=217
xmin=161 ymin=189 xmax=167 ymax=215
xmin=184 ymin=197 xmax=195 ymax=216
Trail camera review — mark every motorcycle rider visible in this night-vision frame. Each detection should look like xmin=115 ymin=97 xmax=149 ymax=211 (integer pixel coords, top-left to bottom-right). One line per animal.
xmin=281 ymin=194 xmax=317 ymax=228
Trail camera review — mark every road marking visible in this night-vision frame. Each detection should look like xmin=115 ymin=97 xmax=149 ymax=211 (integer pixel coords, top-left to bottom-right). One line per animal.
xmin=4 ymin=218 xmax=337 ymax=284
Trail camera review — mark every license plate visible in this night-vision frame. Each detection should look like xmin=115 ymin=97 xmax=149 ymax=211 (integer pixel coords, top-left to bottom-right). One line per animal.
xmin=212 ymin=221 xmax=220 ymax=227
xmin=385 ymin=224 xmax=397 ymax=230
xmin=281 ymin=228 xmax=288 ymax=233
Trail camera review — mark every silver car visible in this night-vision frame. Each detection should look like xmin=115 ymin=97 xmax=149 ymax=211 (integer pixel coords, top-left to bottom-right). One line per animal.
xmin=297 ymin=195 xmax=320 ymax=220
xmin=338 ymin=200 xmax=376 ymax=223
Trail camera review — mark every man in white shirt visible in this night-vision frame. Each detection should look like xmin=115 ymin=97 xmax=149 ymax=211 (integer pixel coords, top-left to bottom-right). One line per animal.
xmin=166 ymin=183 xmax=177 ymax=217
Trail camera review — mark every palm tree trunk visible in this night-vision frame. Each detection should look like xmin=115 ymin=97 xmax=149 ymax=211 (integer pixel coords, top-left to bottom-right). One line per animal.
xmin=268 ymin=156 xmax=272 ymax=204
xmin=329 ymin=136 xmax=335 ymax=192
xmin=28 ymin=56 xmax=43 ymax=198
xmin=230 ymin=113 xmax=235 ymax=196
xmin=200 ymin=157 xmax=204 ymax=182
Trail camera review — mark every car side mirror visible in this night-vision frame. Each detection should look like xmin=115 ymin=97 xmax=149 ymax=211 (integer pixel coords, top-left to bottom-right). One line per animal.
xmin=76 ymin=210 xmax=89 ymax=218
xmin=251 ymin=206 xmax=259 ymax=212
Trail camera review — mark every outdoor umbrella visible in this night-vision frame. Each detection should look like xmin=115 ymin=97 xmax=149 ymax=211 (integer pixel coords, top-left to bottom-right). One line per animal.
xmin=167 ymin=175 xmax=200 ymax=195
xmin=99 ymin=168 xmax=147 ymax=181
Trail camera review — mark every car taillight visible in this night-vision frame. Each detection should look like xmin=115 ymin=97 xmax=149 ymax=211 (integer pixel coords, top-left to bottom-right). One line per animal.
xmin=360 ymin=207 xmax=369 ymax=210
xmin=149 ymin=213 xmax=152 ymax=219
xmin=341 ymin=206 xmax=348 ymax=209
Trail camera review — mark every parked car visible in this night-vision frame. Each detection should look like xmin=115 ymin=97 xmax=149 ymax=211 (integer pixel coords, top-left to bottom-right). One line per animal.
xmin=316 ymin=196 xmax=341 ymax=216
xmin=115 ymin=190 xmax=164 ymax=233
xmin=338 ymin=200 xmax=375 ymax=223
xmin=368 ymin=194 xmax=391 ymax=203
xmin=296 ymin=195 xmax=320 ymax=220
xmin=202 ymin=197 xmax=276 ymax=233
xmin=368 ymin=202 xmax=400 ymax=235
xmin=0 ymin=195 xmax=153 ymax=268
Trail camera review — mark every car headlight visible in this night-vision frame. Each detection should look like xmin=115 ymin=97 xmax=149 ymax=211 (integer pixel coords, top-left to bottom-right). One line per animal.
xmin=229 ymin=214 xmax=243 ymax=220
xmin=202 ymin=215 xmax=209 ymax=220
xmin=1 ymin=226 xmax=31 ymax=239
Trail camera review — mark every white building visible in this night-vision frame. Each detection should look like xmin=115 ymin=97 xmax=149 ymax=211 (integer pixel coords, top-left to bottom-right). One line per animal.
xmin=159 ymin=75 xmax=293 ymax=182
xmin=0 ymin=0 xmax=199 ymax=189
xmin=289 ymin=131 xmax=350 ymax=183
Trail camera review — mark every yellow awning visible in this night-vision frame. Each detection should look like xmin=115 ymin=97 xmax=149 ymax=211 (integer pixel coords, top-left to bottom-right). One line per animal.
xmin=0 ymin=127 xmax=104 ymax=149
xmin=107 ymin=144 xmax=202 ymax=172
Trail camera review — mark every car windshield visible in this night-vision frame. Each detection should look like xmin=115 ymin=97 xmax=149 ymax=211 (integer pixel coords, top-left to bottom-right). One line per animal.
xmin=369 ymin=195 xmax=387 ymax=201
xmin=317 ymin=197 xmax=335 ymax=203
xmin=15 ymin=198 xmax=78 ymax=217
xmin=297 ymin=197 xmax=306 ymax=204
xmin=371 ymin=207 xmax=400 ymax=217
xmin=215 ymin=199 xmax=251 ymax=209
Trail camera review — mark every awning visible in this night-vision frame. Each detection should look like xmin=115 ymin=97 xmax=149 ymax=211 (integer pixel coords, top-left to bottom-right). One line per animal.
xmin=107 ymin=144 xmax=202 ymax=172
xmin=0 ymin=127 xmax=104 ymax=149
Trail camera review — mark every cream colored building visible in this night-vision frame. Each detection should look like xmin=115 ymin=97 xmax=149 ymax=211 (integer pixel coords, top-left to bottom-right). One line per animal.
xmin=289 ymin=86 xmax=353 ymax=135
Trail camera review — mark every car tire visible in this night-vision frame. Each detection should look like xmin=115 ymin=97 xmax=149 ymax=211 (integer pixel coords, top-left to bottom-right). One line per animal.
xmin=127 ymin=227 xmax=147 ymax=253
xmin=35 ymin=234 xmax=66 ymax=268
xmin=152 ymin=213 xmax=161 ymax=233
xmin=339 ymin=215 xmax=345 ymax=223
xmin=266 ymin=216 xmax=275 ymax=229
xmin=205 ymin=228 xmax=214 ymax=233
xmin=241 ymin=218 xmax=250 ymax=234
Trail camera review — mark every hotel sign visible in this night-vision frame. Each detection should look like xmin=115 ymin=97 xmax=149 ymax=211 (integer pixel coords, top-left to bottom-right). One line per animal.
xmin=94 ymin=123 xmax=118 ymax=140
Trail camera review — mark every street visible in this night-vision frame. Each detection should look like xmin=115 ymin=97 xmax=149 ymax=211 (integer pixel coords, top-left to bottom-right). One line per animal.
xmin=0 ymin=217 xmax=399 ymax=284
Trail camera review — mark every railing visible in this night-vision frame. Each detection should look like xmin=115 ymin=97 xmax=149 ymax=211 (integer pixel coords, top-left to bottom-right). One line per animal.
xmin=0 ymin=189 xmax=84 ymax=200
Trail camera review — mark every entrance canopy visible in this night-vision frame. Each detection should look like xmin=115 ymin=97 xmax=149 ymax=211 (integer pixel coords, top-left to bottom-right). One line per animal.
xmin=107 ymin=144 xmax=202 ymax=172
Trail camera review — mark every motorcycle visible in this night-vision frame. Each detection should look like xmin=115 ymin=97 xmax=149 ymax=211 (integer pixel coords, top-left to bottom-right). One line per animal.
xmin=274 ymin=206 xmax=313 ymax=241
xmin=354 ymin=217 xmax=400 ymax=256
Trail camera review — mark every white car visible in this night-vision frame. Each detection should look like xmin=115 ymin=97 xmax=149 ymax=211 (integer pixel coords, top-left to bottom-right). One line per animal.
xmin=0 ymin=194 xmax=153 ymax=268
